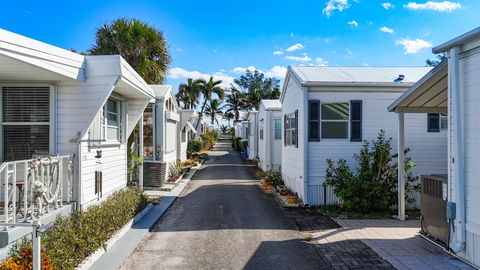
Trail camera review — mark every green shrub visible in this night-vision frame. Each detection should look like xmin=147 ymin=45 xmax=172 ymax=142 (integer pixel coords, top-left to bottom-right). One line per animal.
xmin=187 ymin=140 xmax=203 ymax=157
xmin=325 ymin=130 xmax=419 ymax=213
xmin=38 ymin=188 xmax=148 ymax=270
xmin=232 ymin=137 xmax=241 ymax=150
xmin=241 ymin=140 xmax=248 ymax=150
xmin=200 ymin=129 xmax=217 ymax=150
xmin=264 ymin=172 xmax=283 ymax=187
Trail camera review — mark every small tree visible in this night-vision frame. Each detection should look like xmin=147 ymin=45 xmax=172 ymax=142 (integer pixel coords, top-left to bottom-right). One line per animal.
xmin=325 ymin=130 xmax=419 ymax=213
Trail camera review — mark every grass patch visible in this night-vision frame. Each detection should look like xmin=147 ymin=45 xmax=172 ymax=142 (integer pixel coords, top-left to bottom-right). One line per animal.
xmin=314 ymin=205 xmax=420 ymax=220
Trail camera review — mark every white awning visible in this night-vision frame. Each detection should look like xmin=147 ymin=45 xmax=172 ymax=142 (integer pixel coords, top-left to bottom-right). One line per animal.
xmin=185 ymin=121 xmax=197 ymax=134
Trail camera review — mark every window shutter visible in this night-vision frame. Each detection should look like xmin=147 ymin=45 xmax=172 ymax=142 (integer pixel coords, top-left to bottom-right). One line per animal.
xmin=284 ymin=114 xmax=287 ymax=146
xmin=295 ymin=110 xmax=299 ymax=148
xmin=308 ymin=100 xmax=320 ymax=141
xmin=350 ymin=100 xmax=362 ymax=141
xmin=427 ymin=113 xmax=440 ymax=132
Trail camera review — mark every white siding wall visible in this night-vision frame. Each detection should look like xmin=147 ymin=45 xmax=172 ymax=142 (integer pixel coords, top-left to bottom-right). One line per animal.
xmin=248 ymin=113 xmax=257 ymax=160
xmin=281 ymin=78 xmax=307 ymax=202
xmin=305 ymin=91 xmax=447 ymax=205
xmin=258 ymin=107 xmax=268 ymax=171
xmin=457 ymin=49 xmax=480 ymax=266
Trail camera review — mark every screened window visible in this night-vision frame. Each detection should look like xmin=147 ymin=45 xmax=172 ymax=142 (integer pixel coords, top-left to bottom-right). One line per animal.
xmin=259 ymin=119 xmax=264 ymax=140
xmin=285 ymin=112 xmax=297 ymax=146
xmin=321 ymin=103 xmax=349 ymax=139
xmin=143 ymin=105 xmax=154 ymax=160
xmin=427 ymin=113 xmax=448 ymax=132
xmin=274 ymin=118 xmax=282 ymax=140
xmin=103 ymin=99 xmax=120 ymax=141
xmin=2 ymin=87 xmax=50 ymax=161
xmin=181 ymin=127 xmax=186 ymax=143
xmin=440 ymin=113 xmax=448 ymax=130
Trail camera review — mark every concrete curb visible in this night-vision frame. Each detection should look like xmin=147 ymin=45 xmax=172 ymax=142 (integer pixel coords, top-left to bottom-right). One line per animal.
xmin=88 ymin=165 xmax=200 ymax=270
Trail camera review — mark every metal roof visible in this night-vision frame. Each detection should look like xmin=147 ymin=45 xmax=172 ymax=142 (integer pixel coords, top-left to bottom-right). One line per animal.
xmin=290 ymin=66 xmax=432 ymax=86
xmin=261 ymin=99 xmax=281 ymax=110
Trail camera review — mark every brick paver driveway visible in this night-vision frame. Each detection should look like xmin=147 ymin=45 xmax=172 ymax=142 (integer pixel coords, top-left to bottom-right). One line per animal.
xmin=120 ymin=141 xmax=327 ymax=269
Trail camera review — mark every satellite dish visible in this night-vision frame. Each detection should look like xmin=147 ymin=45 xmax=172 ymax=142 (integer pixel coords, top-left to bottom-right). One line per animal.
xmin=394 ymin=74 xmax=405 ymax=83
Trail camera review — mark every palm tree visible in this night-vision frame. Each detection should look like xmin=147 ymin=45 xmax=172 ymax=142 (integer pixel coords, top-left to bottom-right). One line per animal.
xmin=89 ymin=18 xmax=171 ymax=84
xmin=204 ymin=99 xmax=225 ymax=127
xmin=195 ymin=76 xmax=225 ymax=129
xmin=223 ymin=111 xmax=235 ymax=126
xmin=220 ymin=124 xmax=229 ymax=134
xmin=224 ymin=88 xmax=245 ymax=123
xmin=176 ymin=78 xmax=201 ymax=109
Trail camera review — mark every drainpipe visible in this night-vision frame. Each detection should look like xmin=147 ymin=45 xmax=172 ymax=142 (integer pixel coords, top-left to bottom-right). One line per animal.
xmin=449 ymin=46 xmax=466 ymax=253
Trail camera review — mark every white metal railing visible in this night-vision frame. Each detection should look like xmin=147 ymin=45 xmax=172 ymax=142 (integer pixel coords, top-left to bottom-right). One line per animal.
xmin=0 ymin=155 xmax=73 ymax=228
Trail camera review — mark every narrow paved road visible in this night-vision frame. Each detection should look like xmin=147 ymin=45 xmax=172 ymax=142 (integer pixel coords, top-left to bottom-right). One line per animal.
xmin=121 ymin=141 xmax=325 ymax=270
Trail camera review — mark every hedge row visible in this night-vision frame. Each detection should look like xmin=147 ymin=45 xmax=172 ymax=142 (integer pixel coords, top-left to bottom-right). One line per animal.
xmin=4 ymin=188 xmax=148 ymax=270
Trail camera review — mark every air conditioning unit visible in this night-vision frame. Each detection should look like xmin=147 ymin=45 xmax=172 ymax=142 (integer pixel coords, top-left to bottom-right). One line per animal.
xmin=420 ymin=175 xmax=448 ymax=245
xmin=143 ymin=160 xmax=167 ymax=187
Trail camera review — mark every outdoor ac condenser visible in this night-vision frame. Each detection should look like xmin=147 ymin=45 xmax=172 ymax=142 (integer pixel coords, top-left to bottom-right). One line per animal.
xmin=420 ymin=175 xmax=448 ymax=245
xmin=143 ymin=160 xmax=167 ymax=187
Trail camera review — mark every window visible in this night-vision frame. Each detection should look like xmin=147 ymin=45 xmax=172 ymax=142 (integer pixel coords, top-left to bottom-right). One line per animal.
xmin=428 ymin=113 xmax=448 ymax=132
xmin=321 ymin=103 xmax=349 ymax=139
xmin=440 ymin=113 xmax=448 ymax=130
xmin=259 ymin=119 xmax=264 ymax=140
xmin=284 ymin=111 xmax=297 ymax=146
xmin=181 ymin=127 xmax=186 ymax=143
xmin=308 ymin=101 xmax=320 ymax=141
xmin=103 ymin=99 xmax=120 ymax=141
xmin=274 ymin=118 xmax=281 ymax=140
xmin=143 ymin=105 xmax=154 ymax=160
xmin=2 ymin=87 xmax=50 ymax=161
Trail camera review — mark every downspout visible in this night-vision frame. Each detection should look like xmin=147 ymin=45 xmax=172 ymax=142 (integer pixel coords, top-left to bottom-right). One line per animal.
xmin=449 ymin=46 xmax=466 ymax=253
xmin=302 ymin=86 xmax=309 ymax=206
xmin=255 ymin=112 xmax=259 ymax=159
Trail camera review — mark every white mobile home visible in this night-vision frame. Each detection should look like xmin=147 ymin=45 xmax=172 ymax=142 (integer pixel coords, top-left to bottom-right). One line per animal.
xmin=234 ymin=121 xmax=248 ymax=140
xmin=143 ymin=85 xmax=180 ymax=187
xmin=247 ymin=111 xmax=258 ymax=160
xmin=389 ymin=27 xmax=480 ymax=268
xmin=257 ymin=100 xmax=282 ymax=172
xmin=0 ymin=29 xmax=153 ymax=250
xmin=280 ymin=66 xmax=447 ymax=206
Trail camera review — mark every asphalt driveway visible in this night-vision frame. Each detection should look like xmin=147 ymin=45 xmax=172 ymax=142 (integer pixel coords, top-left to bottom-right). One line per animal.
xmin=120 ymin=141 xmax=326 ymax=270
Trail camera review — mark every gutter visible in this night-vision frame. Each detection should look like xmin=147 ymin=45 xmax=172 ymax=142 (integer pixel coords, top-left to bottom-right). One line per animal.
xmin=449 ymin=47 xmax=466 ymax=253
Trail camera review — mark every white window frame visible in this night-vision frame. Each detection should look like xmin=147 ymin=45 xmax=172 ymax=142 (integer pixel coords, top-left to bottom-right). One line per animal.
xmin=274 ymin=118 xmax=282 ymax=140
xmin=102 ymin=96 xmax=125 ymax=143
xmin=0 ymin=84 xmax=56 ymax=162
xmin=285 ymin=112 xmax=296 ymax=146
xmin=259 ymin=119 xmax=264 ymax=140
xmin=320 ymin=102 xmax=350 ymax=140
xmin=440 ymin=113 xmax=448 ymax=131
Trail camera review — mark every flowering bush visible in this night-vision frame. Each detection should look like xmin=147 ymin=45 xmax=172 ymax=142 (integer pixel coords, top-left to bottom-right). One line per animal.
xmin=264 ymin=172 xmax=283 ymax=187
xmin=0 ymin=243 xmax=55 ymax=270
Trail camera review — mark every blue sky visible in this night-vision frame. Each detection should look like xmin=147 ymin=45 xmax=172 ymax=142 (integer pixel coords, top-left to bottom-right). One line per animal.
xmin=0 ymin=0 xmax=478 ymax=91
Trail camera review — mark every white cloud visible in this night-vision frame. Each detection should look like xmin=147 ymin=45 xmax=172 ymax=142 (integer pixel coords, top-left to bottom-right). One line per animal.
xmin=314 ymin=57 xmax=329 ymax=66
xmin=168 ymin=67 xmax=235 ymax=88
xmin=381 ymin=2 xmax=395 ymax=9
xmin=285 ymin=55 xmax=312 ymax=62
xmin=404 ymin=1 xmax=461 ymax=12
xmin=380 ymin=26 xmax=394 ymax=34
xmin=323 ymin=0 xmax=350 ymax=17
xmin=273 ymin=50 xmax=283 ymax=55
xmin=395 ymin=38 xmax=432 ymax=54
xmin=232 ymin=66 xmax=256 ymax=74
xmin=347 ymin=20 xmax=359 ymax=27
xmin=286 ymin=43 xmax=305 ymax=52
xmin=362 ymin=63 xmax=369 ymax=66
xmin=290 ymin=32 xmax=294 ymax=37
xmin=265 ymin=66 xmax=288 ymax=78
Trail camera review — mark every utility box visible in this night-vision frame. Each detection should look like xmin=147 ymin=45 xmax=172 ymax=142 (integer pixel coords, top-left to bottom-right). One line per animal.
xmin=420 ymin=175 xmax=448 ymax=245
xmin=143 ymin=160 xmax=167 ymax=187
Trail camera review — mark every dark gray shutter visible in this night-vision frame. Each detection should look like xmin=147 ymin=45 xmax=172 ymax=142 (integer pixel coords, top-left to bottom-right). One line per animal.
xmin=295 ymin=110 xmax=299 ymax=148
xmin=308 ymin=100 xmax=320 ymax=141
xmin=427 ymin=113 xmax=440 ymax=132
xmin=350 ymin=100 xmax=362 ymax=141
xmin=284 ymin=114 xmax=287 ymax=146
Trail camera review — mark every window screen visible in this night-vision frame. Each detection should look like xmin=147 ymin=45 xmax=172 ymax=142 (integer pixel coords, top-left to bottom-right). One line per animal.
xmin=2 ymin=87 xmax=50 ymax=161
xmin=321 ymin=103 xmax=349 ymax=139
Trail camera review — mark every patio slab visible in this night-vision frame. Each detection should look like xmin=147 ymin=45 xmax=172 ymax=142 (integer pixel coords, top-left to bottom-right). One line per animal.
xmin=333 ymin=219 xmax=474 ymax=270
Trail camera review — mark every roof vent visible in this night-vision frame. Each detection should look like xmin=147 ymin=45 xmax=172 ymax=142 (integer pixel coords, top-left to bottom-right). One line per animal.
xmin=394 ymin=74 xmax=405 ymax=83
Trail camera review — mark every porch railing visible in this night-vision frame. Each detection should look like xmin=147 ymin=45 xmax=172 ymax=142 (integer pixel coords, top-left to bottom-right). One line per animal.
xmin=0 ymin=155 xmax=73 ymax=228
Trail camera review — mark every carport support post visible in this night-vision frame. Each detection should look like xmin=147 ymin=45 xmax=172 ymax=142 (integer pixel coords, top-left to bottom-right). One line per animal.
xmin=32 ymin=220 xmax=41 ymax=270
xmin=397 ymin=112 xmax=406 ymax=221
